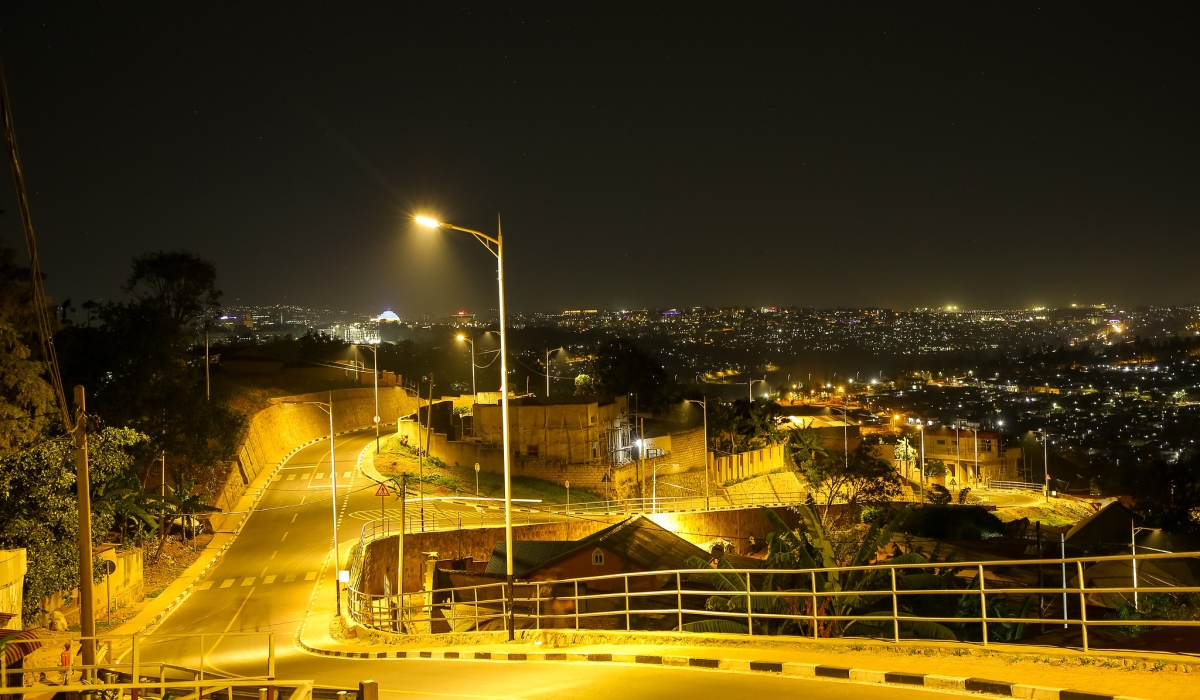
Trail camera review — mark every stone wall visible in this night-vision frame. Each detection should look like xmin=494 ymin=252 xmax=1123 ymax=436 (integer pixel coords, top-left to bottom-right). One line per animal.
xmin=0 ymin=549 xmax=25 ymax=630
xmin=667 ymin=426 xmax=706 ymax=470
xmin=712 ymin=443 xmax=787 ymax=484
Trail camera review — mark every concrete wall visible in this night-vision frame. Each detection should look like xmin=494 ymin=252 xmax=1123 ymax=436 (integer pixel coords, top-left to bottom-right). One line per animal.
xmin=712 ymin=443 xmax=787 ymax=484
xmin=362 ymin=519 xmax=619 ymax=593
xmin=210 ymin=387 xmax=420 ymax=531
xmin=0 ymin=549 xmax=25 ymax=630
xmin=93 ymin=546 xmax=143 ymax=621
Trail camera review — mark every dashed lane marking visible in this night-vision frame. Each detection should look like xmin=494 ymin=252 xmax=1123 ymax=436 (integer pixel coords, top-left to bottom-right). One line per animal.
xmin=281 ymin=532 xmax=288 ymax=541
xmin=220 ymin=579 xmax=235 ymax=589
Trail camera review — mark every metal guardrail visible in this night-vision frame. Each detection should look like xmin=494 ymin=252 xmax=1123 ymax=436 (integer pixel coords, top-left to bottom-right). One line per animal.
xmin=348 ymin=551 xmax=1200 ymax=653
xmin=0 ymin=679 xmax=313 ymax=700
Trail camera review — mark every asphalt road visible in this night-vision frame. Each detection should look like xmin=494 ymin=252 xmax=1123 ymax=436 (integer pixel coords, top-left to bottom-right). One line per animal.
xmin=136 ymin=429 xmax=954 ymax=698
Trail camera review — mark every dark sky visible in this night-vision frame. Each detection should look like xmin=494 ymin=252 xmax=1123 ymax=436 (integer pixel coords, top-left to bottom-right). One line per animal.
xmin=1 ymin=2 xmax=1197 ymax=316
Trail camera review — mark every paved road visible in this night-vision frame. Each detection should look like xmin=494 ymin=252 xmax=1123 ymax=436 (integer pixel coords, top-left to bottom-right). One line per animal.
xmin=136 ymin=429 xmax=949 ymax=698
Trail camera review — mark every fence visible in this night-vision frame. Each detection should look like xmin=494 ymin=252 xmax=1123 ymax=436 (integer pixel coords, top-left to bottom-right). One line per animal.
xmin=986 ymin=480 xmax=1044 ymax=492
xmin=346 ymin=550 xmax=1200 ymax=653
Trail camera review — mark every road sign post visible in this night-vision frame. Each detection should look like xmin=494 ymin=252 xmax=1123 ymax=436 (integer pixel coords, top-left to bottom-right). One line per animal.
xmin=375 ymin=482 xmax=391 ymax=524
xmin=474 ymin=463 xmax=480 ymax=496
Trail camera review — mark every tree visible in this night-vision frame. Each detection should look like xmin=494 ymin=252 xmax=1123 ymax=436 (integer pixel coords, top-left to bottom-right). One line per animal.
xmin=709 ymin=399 xmax=784 ymax=456
xmin=0 ymin=427 xmax=145 ymax=621
xmin=590 ymin=338 xmax=679 ymax=411
xmin=785 ymin=423 xmax=827 ymax=471
xmin=0 ymin=241 xmax=57 ymax=455
xmin=802 ymin=438 xmax=902 ymax=524
xmin=573 ymin=373 xmax=593 ymax=395
xmin=124 ymin=251 xmax=221 ymax=326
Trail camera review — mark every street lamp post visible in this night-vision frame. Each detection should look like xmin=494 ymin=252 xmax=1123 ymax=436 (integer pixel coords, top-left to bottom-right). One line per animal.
xmin=355 ymin=343 xmax=381 ymax=454
xmin=1036 ymin=429 xmax=1050 ymax=502
xmin=283 ymin=394 xmax=339 ymax=611
xmin=545 ymin=346 xmax=564 ymax=398
xmin=684 ymin=397 xmax=709 ymax=510
xmin=416 ymin=215 xmax=515 ymax=639
xmin=456 ymin=334 xmax=477 ymax=398
xmin=918 ymin=423 xmax=926 ymax=504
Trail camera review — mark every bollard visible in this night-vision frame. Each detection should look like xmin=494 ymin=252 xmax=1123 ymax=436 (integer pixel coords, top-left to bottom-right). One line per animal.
xmin=358 ymin=680 xmax=379 ymax=700
xmin=259 ymin=688 xmax=268 ymax=700
xmin=337 ymin=692 xmax=349 ymax=700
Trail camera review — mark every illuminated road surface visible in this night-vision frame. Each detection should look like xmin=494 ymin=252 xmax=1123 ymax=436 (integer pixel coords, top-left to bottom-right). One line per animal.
xmin=136 ymin=429 xmax=949 ymax=698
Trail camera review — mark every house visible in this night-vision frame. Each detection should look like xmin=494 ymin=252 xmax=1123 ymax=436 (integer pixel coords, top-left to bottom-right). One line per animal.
xmin=483 ymin=514 xmax=711 ymax=582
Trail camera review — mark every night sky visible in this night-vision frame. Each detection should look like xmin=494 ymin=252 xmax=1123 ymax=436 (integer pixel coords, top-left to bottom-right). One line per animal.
xmin=1 ymin=3 xmax=1197 ymax=316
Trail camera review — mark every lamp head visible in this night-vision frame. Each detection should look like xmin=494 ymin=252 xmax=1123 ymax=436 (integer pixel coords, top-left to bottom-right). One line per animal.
xmin=456 ymin=334 xmax=465 ymax=341
xmin=415 ymin=216 xmax=441 ymax=228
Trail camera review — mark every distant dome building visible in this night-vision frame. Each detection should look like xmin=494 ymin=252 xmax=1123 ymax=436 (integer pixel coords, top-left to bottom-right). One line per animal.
xmin=377 ymin=309 xmax=402 ymax=343
xmin=377 ymin=309 xmax=401 ymax=322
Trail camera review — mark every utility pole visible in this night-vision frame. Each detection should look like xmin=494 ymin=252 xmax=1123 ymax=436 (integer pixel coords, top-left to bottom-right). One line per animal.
xmin=204 ymin=325 xmax=210 ymax=401
xmin=398 ymin=473 xmax=406 ymax=633
xmin=73 ymin=386 xmax=96 ymax=675
xmin=423 ymin=374 xmax=434 ymax=531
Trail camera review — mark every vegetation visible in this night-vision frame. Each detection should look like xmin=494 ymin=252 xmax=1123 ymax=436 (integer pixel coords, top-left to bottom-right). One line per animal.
xmin=681 ymin=505 xmax=1036 ymax=643
xmin=800 ymin=438 xmax=902 ymax=524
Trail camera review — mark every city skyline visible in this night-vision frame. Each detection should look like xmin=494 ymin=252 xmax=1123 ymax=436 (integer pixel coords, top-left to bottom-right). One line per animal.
xmin=1 ymin=3 xmax=1197 ymax=315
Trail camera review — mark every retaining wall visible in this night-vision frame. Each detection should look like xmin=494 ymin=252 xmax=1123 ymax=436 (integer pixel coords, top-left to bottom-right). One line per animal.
xmin=209 ymin=387 xmax=420 ymax=531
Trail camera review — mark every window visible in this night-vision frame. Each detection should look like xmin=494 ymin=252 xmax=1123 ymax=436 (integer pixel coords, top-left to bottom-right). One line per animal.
xmin=937 ymin=440 xmax=946 ymax=445
xmin=592 ymin=549 xmax=605 ymax=566
xmin=527 ymin=445 xmax=539 ymax=458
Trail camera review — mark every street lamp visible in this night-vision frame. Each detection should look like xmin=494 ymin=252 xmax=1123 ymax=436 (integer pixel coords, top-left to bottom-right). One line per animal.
xmin=684 ymin=397 xmax=709 ymax=509
xmin=1035 ymin=429 xmax=1051 ymax=503
xmin=283 ymin=394 xmax=339 ymax=612
xmin=355 ymin=343 xmax=381 ymax=454
xmin=456 ymin=334 xmax=476 ymax=398
xmin=416 ymin=214 xmax=515 ymax=639
xmin=545 ymin=346 xmax=564 ymax=398
xmin=917 ymin=422 xmax=926 ymax=504
xmin=748 ymin=376 xmax=768 ymax=401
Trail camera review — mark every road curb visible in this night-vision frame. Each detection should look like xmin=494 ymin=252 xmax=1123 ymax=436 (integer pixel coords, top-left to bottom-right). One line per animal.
xmin=289 ymin=642 xmax=1148 ymax=700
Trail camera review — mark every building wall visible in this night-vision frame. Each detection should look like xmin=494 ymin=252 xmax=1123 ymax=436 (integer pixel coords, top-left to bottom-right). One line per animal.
xmin=0 ymin=549 xmax=25 ymax=630
xmin=474 ymin=396 xmax=631 ymax=464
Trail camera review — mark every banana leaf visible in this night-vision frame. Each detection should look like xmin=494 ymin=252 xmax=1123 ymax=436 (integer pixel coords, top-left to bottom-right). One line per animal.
xmin=678 ymin=619 xmax=750 ymax=634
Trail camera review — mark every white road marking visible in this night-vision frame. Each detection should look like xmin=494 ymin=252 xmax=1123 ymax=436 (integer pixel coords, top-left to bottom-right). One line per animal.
xmin=241 ymin=577 xmax=255 ymax=586
xmin=220 ymin=579 xmax=234 ymax=588
xmin=300 ymin=495 xmax=306 ymax=505
xmin=342 ymin=471 xmax=351 ymax=478
xmin=286 ymin=474 xmax=296 ymax=481
xmin=284 ymin=573 xmax=296 ymax=582
xmin=260 ymin=566 xmax=268 ymax=577
xmin=304 ymin=571 xmax=316 ymax=581
xmin=291 ymin=513 xmax=298 ymax=523
xmin=270 ymin=551 xmax=277 ymax=560
xmin=315 ymin=473 xmax=324 ymax=479
xmin=263 ymin=575 xmax=276 ymax=584
xmin=196 ymin=582 xmax=213 ymax=591
xmin=281 ymin=532 xmax=288 ymax=541
xmin=271 ymin=475 xmax=281 ymax=482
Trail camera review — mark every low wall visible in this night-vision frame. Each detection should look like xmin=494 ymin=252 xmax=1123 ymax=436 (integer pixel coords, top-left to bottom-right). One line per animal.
xmin=0 ymin=549 xmax=25 ymax=630
xmin=210 ymin=387 xmax=421 ymax=531
xmin=713 ymin=443 xmax=787 ymax=484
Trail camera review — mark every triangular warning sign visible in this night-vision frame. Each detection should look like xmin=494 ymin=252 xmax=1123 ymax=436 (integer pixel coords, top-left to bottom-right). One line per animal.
xmin=374 ymin=483 xmax=392 ymax=497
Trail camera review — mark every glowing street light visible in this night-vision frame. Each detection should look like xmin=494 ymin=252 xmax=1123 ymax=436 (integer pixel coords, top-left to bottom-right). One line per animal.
xmin=456 ymin=333 xmax=476 ymax=398
xmin=415 ymin=214 xmax=515 ymax=639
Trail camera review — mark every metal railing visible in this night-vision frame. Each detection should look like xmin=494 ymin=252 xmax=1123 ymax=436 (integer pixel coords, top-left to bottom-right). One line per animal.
xmin=1 ymin=631 xmax=275 ymax=691
xmin=986 ymin=480 xmax=1044 ymax=492
xmin=345 ymin=580 xmax=510 ymax=635
xmin=0 ymin=678 xmax=312 ymax=700
xmin=345 ymin=551 xmax=1200 ymax=653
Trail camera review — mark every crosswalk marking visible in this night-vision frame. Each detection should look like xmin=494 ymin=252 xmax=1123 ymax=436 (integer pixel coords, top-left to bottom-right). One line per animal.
xmin=263 ymin=575 xmax=276 ymax=584
xmin=220 ymin=579 xmax=234 ymax=589
xmin=196 ymin=581 xmax=213 ymax=591
xmin=241 ymin=577 xmax=255 ymax=586
xmin=284 ymin=573 xmax=296 ymax=582
xmin=304 ymin=571 xmax=316 ymax=581
xmin=342 ymin=471 xmax=351 ymax=478
xmin=314 ymin=473 xmax=324 ymax=479
xmin=271 ymin=475 xmax=281 ymax=482
xmin=286 ymin=474 xmax=296 ymax=481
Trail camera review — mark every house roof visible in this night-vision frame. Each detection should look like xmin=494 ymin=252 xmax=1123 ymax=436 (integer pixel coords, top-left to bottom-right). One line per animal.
xmin=484 ymin=515 xmax=709 ymax=578
xmin=1065 ymin=501 xmax=1135 ymax=551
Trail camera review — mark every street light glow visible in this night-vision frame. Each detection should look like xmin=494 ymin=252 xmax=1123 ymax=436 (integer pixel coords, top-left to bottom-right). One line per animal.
xmin=415 ymin=216 xmax=440 ymax=228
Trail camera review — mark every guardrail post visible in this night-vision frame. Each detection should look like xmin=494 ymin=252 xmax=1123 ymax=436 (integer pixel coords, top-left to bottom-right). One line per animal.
xmin=746 ymin=572 xmax=753 ymax=636
xmin=258 ymin=688 xmax=267 ymax=700
xmin=475 ymin=587 xmax=480 ymax=632
xmin=268 ymin=632 xmax=275 ymax=681
xmin=890 ymin=568 xmax=899 ymax=643
xmin=576 ymin=581 xmax=582 ymax=631
xmin=501 ymin=582 xmax=509 ymax=634
xmin=675 ymin=574 xmax=682 ymax=632
xmin=1077 ymin=560 xmax=1088 ymax=652
xmin=199 ymin=633 xmax=206 ymax=682
xmin=624 ymin=576 xmax=631 ymax=631
xmin=359 ymin=680 xmax=379 ymax=700
xmin=978 ymin=564 xmax=988 ymax=645
xmin=811 ymin=571 xmax=819 ymax=639
xmin=535 ymin=585 xmax=541 ymax=630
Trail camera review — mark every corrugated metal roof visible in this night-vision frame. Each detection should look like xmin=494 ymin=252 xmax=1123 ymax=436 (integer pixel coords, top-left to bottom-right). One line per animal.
xmin=484 ymin=515 xmax=709 ymax=577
